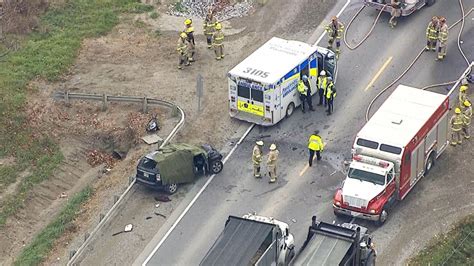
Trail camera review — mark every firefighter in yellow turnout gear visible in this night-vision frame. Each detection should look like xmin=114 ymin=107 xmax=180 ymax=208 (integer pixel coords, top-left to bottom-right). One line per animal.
xmin=212 ymin=23 xmax=225 ymax=60
xmin=436 ymin=17 xmax=448 ymax=60
xmin=425 ymin=16 xmax=439 ymax=51
xmin=252 ymin=141 xmax=264 ymax=178
xmin=184 ymin=19 xmax=195 ymax=62
xmin=459 ymin=79 xmax=470 ymax=105
xmin=203 ymin=9 xmax=217 ymax=49
xmin=267 ymin=144 xmax=279 ymax=183
xmin=450 ymin=108 xmax=463 ymax=146
xmin=308 ymin=131 xmax=324 ymax=167
xmin=462 ymin=100 xmax=472 ymax=139
xmin=325 ymin=16 xmax=344 ymax=57
xmin=177 ymin=32 xmax=191 ymax=69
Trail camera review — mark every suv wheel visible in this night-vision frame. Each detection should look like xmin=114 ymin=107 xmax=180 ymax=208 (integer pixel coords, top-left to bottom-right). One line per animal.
xmin=426 ymin=0 xmax=435 ymax=6
xmin=210 ymin=160 xmax=223 ymax=174
xmin=164 ymin=183 xmax=178 ymax=194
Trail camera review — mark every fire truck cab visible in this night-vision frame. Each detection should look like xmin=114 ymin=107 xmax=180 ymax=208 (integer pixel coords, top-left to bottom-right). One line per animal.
xmin=333 ymin=85 xmax=449 ymax=225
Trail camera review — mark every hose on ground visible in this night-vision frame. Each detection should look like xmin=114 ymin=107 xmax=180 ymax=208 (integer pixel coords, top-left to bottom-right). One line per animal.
xmin=343 ymin=4 xmax=387 ymax=50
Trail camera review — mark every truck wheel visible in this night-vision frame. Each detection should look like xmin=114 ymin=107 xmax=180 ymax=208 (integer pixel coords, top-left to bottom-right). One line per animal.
xmin=426 ymin=0 xmax=435 ymax=6
xmin=164 ymin=183 xmax=178 ymax=194
xmin=286 ymin=103 xmax=295 ymax=117
xmin=333 ymin=210 xmax=344 ymax=218
xmin=376 ymin=209 xmax=388 ymax=226
xmin=425 ymin=153 xmax=435 ymax=175
xmin=210 ymin=160 xmax=223 ymax=174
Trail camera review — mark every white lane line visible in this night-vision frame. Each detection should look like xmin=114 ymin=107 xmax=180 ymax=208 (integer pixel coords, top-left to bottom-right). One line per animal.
xmin=142 ymin=123 xmax=255 ymax=265
xmin=143 ymin=1 xmax=354 ymax=264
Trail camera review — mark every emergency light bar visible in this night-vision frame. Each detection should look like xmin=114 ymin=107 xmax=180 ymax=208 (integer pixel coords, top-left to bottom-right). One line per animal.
xmin=352 ymin=154 xmax=390 ymax=168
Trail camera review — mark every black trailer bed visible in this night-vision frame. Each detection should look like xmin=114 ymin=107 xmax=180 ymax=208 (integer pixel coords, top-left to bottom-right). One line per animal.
xmin=200 ymin=216 xmax=275 ymax=266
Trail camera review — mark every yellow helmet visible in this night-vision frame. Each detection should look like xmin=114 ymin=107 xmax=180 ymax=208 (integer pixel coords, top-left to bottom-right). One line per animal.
xmin=185 ymin=19 xmax=192 ymax=25
xmin=460 ymin=85 xmax=468 ymax=92
xmin=215 ymin=23 xmax=222 ymax=30
xmin=180 ymin=32 xmax=187 ymax=38
xmin=464 ymin=100 xmax=471 ymax=107
xmin=455 ymin=108 xmax=461 ymax=114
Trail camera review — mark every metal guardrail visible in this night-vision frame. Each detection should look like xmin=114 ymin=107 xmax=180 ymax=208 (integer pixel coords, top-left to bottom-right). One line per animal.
xmin=56 ymin=91 xmax=186 ymax=266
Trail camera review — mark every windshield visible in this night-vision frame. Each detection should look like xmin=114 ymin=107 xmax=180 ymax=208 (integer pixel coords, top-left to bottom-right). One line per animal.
xmin=139 ymin=157 xmax=158 ymax=171
xmin=348 ymin=168 xmax=385 ymax=186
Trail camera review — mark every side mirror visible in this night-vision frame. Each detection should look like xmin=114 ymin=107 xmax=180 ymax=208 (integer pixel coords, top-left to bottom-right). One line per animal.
xmin=285 ymin=228 xmax=289 ymax=237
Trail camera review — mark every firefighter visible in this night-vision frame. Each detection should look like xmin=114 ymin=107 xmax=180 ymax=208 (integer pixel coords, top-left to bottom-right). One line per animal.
xmin=317 ymin=70 xmax=328 ymax=106
xmin=308 ymin=130 xmax=324 ymax=167
xmin=252 ymin=140 xmax=264 ymax=178
xmin=462 ymin=100 xmax=472 ymax=139
xmin=450 ymin=108 xmax=463 ymax=145
xmin=302 ymin=75 xmax=315 ymax=111
xmin=212 ymin=23 xmax=225 ymax=60
xmin=436 ymin=17 xmax=448 ymax=60
xmin=459 ymin=79 xmax=470 ymax=105
xmin=203 ymin=9 xmax=217 ymax=49
xmin=388 ymin=0 xmax=402 ymax=28
xmin=325 ymin=16 xmax=344 ymax=57
xmin=184 ymin=19 xmax=195 ymax=62
xmin=267 ymin=143 xmax=279 ymax=183
xmin=326 ymin=77 xmax=336 ymax=115
xmin=425 ymin=16 xmax=439 ymax=51
xmin=177 ymin=32 xmax=191 ymax=69
xmin=298 ymin=78 xmax=309 ymax=113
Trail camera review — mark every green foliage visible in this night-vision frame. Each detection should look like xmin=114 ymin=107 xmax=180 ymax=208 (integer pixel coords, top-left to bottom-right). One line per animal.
xmin=149 ymin=11 xmax=159 ymax=19
xmin=410 ymin=214 xmax=474 ymax=265
xmin=122 ymin=2 xmax=154 ymax=13
xmin=14 ymin=187 xmax=92 ymax=266
xmin=173 ymin=0 xmax=187 ymax=13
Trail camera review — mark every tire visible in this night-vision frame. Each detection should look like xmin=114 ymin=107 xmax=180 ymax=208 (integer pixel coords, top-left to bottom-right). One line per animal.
xmin=286 ymin=102 xmax=295 ymax=118
xmin=333 ymin=210 xmax=345 ymax=218
xmin=210 ymin=160 xmax=223 ymax=174
xmin=426 ymin=0 xmax=435 ymax=6
xmin=285 ymin=245 xmax=295 ymax=265
xmin=376 ymin=208 xmax=388 ymax=226
xmin=425 ymin=153 xmax=435 ymax=175
xmin=164 ymin=183 xmax=178 ymax=194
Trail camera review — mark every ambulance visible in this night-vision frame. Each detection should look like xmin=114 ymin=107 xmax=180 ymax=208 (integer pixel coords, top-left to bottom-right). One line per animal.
xmin=228 ymin=37 xmax=337 ymax=126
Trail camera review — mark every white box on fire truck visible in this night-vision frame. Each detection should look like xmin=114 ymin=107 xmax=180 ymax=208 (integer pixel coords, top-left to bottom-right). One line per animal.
xmin=333 ymin=85 xmax=450 ymax=225
xmin=228 ymin=37 xmax=337 ymax=126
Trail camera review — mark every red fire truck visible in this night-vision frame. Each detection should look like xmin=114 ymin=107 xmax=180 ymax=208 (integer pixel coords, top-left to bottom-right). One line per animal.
xmin=333 ymin=85 xmax=450 ymax=225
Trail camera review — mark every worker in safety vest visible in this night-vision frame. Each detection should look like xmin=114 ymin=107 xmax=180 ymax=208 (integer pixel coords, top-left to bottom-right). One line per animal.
xmin=298 ymin=78 xmax=309 ymax=113
xmin=184 ymin=19 xmax=195 ymax=62
xmin=177 ymin=32 xmax=191 ymax=69
xmin=212 ymin=23 xmax=225 ymax=60
xmin=325 ymin=16 xmax=344 ymax=57
xmin=459 ymin=79 xmax=470 ymax=105
xmin=425 ymin=16 xmax=439 ymax=51
xmin=203 ymin=9 xmax=217 ymax=49
xmin=317 ymin=70 xmax=328 ymax=106
xmin=389 ymin=0 xmax=402 ymax=28
xmin=462 ymin=100 xmax=472 ymax=139
xmin=436 ymin=17 xmax=448 ymax=60
xmin=302 ymin=75 xmax=315 ymax=111
xmin=326 ymin=77 xmax=336 ymax=115
xmin=252 ymin=140 xmax=264 ymax=178
xmin=450 ymin=108 xmax=463 ymax=146
xmin=267 ymin=144 xmax=279 ymax=183
xmin=308 ymin=130 xmax=324 ymax=167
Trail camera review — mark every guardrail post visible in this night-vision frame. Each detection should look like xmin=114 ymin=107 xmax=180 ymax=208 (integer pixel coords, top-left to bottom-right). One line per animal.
xmin=143 ymin=97 xmax=148 ymax=113
xmin=65 ymin=91 xmax=70 ymax=105
xmin=102 ymin=94 xmax=108 ymax=111
xmin=129 ymin=176 xmax=134 ymax=184
xmin=84 ymin=233 xmax=90 ymax=242
xmin=113 ymin=195 xmax=119 ymax=204
xmin=99 ymin=213 xmax=105 ymax=222
xmin=69 ymin=250 xmax=77 ymax=260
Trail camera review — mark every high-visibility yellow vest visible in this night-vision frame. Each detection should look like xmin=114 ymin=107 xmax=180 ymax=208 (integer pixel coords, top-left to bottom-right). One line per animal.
xmin=318 ymin=76 xmax=328 ymax=92
xmin=451 ymin=114 xmax=463 ymax=131
xmin=326 ymin=83 xmax=336 ymax=99
xmin=298 ymin=81 xmax=307 ymax=96
xmin=308 ymin=134 xmax=324 ymax=151
xmin=426 ymin=21 xmax=438 ymax=39
xmin=203 ymin=17 xmax=217 ymax=35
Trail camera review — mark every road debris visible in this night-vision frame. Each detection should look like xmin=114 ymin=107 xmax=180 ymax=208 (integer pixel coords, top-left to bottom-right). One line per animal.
xmin=112 ymin=224 xmax=133 ymax=236
xmin=59 ymin=192 xmax=68 ymax=198
xmin=86 ymin=149 xmax=116 ymax=168
xmin=154 ymin=212 xmax=167 ymax=219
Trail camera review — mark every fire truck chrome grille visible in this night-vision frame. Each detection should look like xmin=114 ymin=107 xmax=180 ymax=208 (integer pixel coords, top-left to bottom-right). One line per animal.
xmin=345 ymin=195 xmax=368 ymax=208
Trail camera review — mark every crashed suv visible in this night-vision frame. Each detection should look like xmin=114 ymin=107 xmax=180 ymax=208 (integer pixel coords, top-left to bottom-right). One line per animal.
xmin=135 ymin=143 xmax=223 ymax=194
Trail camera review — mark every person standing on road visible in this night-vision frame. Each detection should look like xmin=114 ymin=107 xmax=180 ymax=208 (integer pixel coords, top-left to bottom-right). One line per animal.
xmin=436 ymin=17 xmax=448 ymax=60
xmin=326 ymin=77 xmax=336 ymax=115
xmin=317 ymin=70 xmax=328 ymax=106
xmin=459 ymin=79 xmax=470 ymax=105
xmin=325 ymin=16 xmax=344 ymax=57
xmin=212 ymin=23 xmax=225 ymax=60
xmin=389 ymin=0 xmax=402 ymax=28
xmin=425 ymin=16 xmax=439 ymax=51
xmin=298 ymin=78 xmax=309 ymax=113
xmin=177 ymin=32 xmax=191 ymax=70
xmin=203 ymin=9 xmax=217 ymax=49
xmin=462 ymin=100 xmax=472 ymax=139
xmin=184 ymin=19 xmax=196 ymax=62
xmin=308 ymin=131 xmax=324 ymax=167
xmin=252 ymin=140 xmax=264 ymax=178
xmin=450 ymin=108 xmax=463 ymax=146
xmin=302 ymin=75 xmax=315 ymax=111
xmin=267 ymin=144 xmax=279 ymax=183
